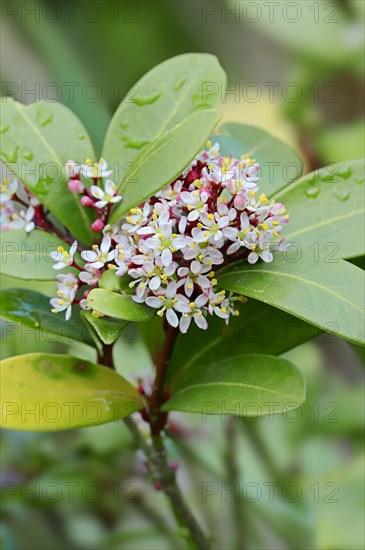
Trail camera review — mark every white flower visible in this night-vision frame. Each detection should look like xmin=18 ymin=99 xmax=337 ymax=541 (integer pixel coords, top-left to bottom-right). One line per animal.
xmin=81 ymin=235 xmax=115 ymax=269
xmin=7 ymin=206 xmax=36 ymax=233
xmin=180 ymin=189 xmax=210 ymax=221
xmin=50 ymin=273 xmax=78 ymax=321
xmin=113 ymin=239 xmax=136 ymax=277
xmin=145 ymin=223 xmax=189 ymax=267
xmin=79 ymin=265 xmax=101 ymax=286
xmin=90 ymin=179 xmax=122 ymax=208
xmin=0 ymin=176 xmax=18 ymax=204
xmin=122 ymin=203 xmax=152 ymax=235
xmin=50 ymin=240 xmax=78 ymax=270
xmin=179 ymin=294 xmax=209 ymax=333
xmin=129 ymin=258 xmax=176 ymax=300
xmin=145 ymin=281 xmax=190 ymax=328
xmin=177 ymin=261 xmax=211 ymax=297
xmin=81 ymin=158 xmax=113 ymax=179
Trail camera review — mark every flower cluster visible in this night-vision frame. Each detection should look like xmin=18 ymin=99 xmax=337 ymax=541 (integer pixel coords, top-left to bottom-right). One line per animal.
xmin=48 ymin=144 xmax=289 ymax=333
xmin=0 ymin=176 xmax=37 ymax=233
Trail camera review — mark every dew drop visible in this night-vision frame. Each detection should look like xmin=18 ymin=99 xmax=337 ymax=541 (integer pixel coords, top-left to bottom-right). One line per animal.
xmin=120 ymin=122 xmax=129 ymax=129
xmin=36 ymin=107 xmax=53 ymax=127
xmin=355 ymin=177 xmax=363 ymax=184
xmin=132 ymin=91 xmax=162 ymax=106
xmin=173 ymin=73 xmax=187 ymax=91
xmin=338 ymin=166 xmax=353 ymax=179
xmin=0 ymin=124 xmax=10 ymax=134
xmin=305 ymin=187 xmax=320 ymax=198
xmin=1 ymin=135 xmax=19 ymax=162
xmin=121 ymin=136 xmax=149 ymax=150
xmin=333 ymin=186 xmax=350 ymax=201
xmin=77 ymin=132 xmax=86 ymax=140
xmin=21 ymin=147 xmax=33 ymax=160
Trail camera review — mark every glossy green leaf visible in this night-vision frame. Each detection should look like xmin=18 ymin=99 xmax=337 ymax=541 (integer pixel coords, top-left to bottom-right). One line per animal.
xmin=163 ymin=354 xmax=306 ymax=416
xmin=213 ymin=122 xmax=303 ymax=195
xmin=109 ymin=110 xmax=222 ymax=221
xmin=218 ymin=252 xmax=365 ymax=346
xmin=86 ymin=289 xmax=154 ymax=322
xmin=276 ymin=160 xmax=365 ymax=258
xmin=0 ymin=229 xmax=68 ymax=280
xmin=0 ymin=98 xmax=95 ymax=243
xmin=0 ymin=353 xmax=145 ymax=431
xmin=103 ymin=53 xmax=226 ymax=183
xmin=98 ymin=269 xmax=133 ymax=292
xmin=168 ymin=300 xmax=318 ymax=387
xmin=81 ymin=310 xmax=128 ymax=346
xmin=0 ymin=288 xmax=94 ymax=347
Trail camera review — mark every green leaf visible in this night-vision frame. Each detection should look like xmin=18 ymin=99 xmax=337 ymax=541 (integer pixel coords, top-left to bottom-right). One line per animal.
xmin=98 ymin=269 xmax=133 ymax=292
xmin=0 ymin=229 xmax=67 ymax=280
xmin=0 ymin=288 xmax=94 ymax=347
xmin=276 ymin=160 xmax=365 ymax=258
xmin=102 ymin=53 xmax=226 ymax=183
xmin=168 ymin=300 xmax=318 ymax=387
xmin=86 ymin=289 xmax=154 ymax=322
xmin=109 ymin=110 xmax=222 ymax=221
xmin=218 ymin=252 xmax=365 ymax=346
xmin=0 ymin=353 xmax=145 ymax=431
xmin=81 ymin=310 xmax=128 ymax=346
xmin=0 ymin=98 xmax=95 ymax=243
xmin=213 ymin=122 xmax=303 ymax=195
xmin=162 ymin=354 xmax=306 ymax=417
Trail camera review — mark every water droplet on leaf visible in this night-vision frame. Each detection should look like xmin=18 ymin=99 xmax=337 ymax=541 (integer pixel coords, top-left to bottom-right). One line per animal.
xmin=338 ymin=166 xmax=352 ymax=179
xmin=0 ymin=124 xmax=9 ymax=134
xmin=121 ymin=136 xmax=149 ymax=150
xmin=77 ymin=132 xmax=85 ymax=140
xmin=173 ymin=73 xmax=187 ymax=91
xmin=333 ymin=186 xmax=350 ymax=201
xmin=305 ymin=187 xmax=320 ymax=198
xmin=21 ymin=147 xmax=33 ymax=160
xmin=1 ymin=135 xmax=19 ymax=162
xmin=132 ymin=92 xmax=162 ymax=106
xmin=36 ymin=108 xmax=53 ymax=127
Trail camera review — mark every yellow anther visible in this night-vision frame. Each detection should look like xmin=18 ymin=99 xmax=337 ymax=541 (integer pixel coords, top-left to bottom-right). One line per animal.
xmin=92 ymin=244 xmax=98 ymax=250
xmin=159 ymin=295 xmax=164 ymax=300
xmin=197 ymin=223 xmax=203 ymax=229
xmin=85 ymin=158 xmax=92 ymax=165
xmin=206 ymin=140 xmax=212 ymax=148
xmin=208 ymin=271 xmax=215 ymax=278
xmin=126 ymin=216 xmax=133 ymax=223
xmin=130 ymin=208 xmax=137 ymax=214
xmin=158 ymin=246 xmax=163 ymax=252
xmin=51 ymin=308 xmax=58 ymax=313
xmin=189 ymin=302 xmax=196 ymax=308
xmin=187 ymin=283 xmax=193 ymax=289
xmin=248 ymin=191 xmax=255 ymax=198
xmin=272 ymin=220 xmax=279 ymax=226
xmin=108 ymin=264 xmax=117 ymax=269
xmin=262 ymin=222 xmax=269 ymax=230
xmin=157 ymin=310 xmax=164 ymax=317
xmin=56 ymin=246 xmax=64 ymax=252
xmin=273 ymin=231 xmax=279 ymax=237
xmin=221 ymin=307 xmax=227 ymax=313
xmin=99 ymin=157 xmax=105 ymax=164
xmin=58 ymin=300 xmax=64 ymax=305
xmin=171 ymin=234 xmax=177 ymax=238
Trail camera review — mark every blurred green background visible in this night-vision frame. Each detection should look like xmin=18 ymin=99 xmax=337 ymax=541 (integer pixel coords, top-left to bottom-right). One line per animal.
xmin=1 ymin=1 xmax=364 ymax=548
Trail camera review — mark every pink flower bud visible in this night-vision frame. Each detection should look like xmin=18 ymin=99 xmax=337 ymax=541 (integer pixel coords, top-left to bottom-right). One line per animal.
xmin=68 ymin=179 xmax=85 ymax=193
xmin=153 ymin=480 xmax=162 ymax=491
xmin=83 ymin=290 xmax=90 ymax=299
xmin=91 ymin=218 xmax=105 ymax=232
xmin=234 ymin=194 xmax=247 ymax=210
xmin=80 ymin=196 xmax=94 ymax=207
xmin=170 ymin=460 xmax=179 ymax=470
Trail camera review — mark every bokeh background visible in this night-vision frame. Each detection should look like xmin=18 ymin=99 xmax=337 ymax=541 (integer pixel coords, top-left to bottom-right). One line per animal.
xmin=1 ymin=1 xmax=364 ymax=548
